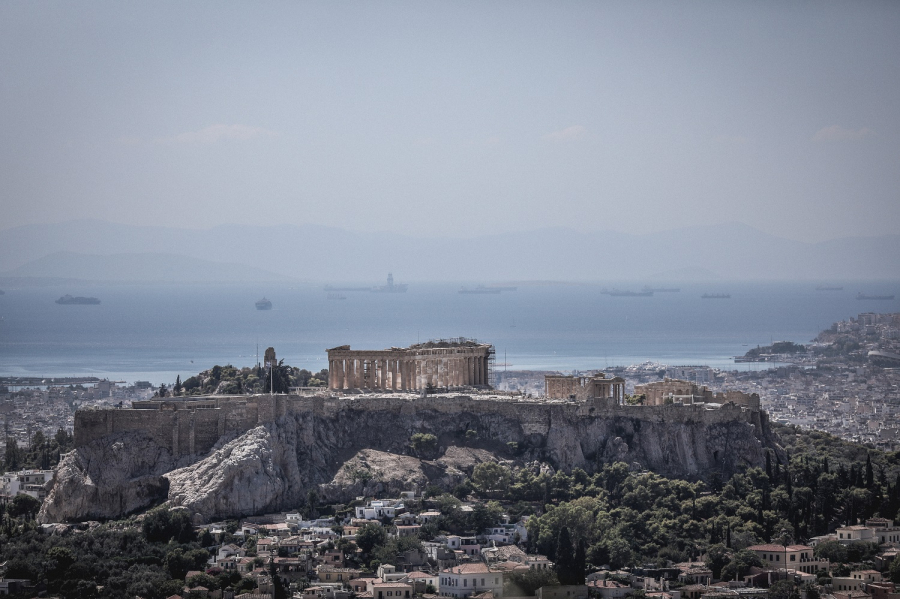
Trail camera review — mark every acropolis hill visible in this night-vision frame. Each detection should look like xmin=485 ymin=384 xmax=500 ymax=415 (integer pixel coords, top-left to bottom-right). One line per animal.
xmin=40 ymin=342 xmax=779 ymax=523
xmin=43 ymin=393 xmax=776 ymax=523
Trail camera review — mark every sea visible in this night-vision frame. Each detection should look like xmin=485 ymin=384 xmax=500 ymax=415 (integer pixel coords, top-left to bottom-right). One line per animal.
xmin=0 ymin=281 xmax=897 ymax=386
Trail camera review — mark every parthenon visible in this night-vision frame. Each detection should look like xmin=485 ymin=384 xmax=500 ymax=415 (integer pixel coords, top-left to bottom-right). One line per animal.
xmin=326 ymin=339 xmax=494 ymax=391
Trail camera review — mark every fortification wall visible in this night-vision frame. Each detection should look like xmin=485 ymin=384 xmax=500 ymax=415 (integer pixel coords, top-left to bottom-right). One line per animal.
xmin=76 ymin=393 xmax=762 ymax=461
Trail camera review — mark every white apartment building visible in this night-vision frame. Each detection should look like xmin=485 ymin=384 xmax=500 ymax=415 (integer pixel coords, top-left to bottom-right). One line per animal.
xmin=355 ymin=499 xmax=405 ymax=520
xmin=439 ymin=563 xmax=504 ymax=599
xmin=0 ymin=469 xmax=53 ymax=502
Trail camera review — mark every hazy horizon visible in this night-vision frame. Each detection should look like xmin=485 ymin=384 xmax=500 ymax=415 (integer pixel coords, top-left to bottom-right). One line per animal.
xmin=2 ymin=3 xmax=899 ymax=245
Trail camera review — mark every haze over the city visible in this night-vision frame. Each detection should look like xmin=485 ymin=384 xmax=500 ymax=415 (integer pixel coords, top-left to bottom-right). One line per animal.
xmin=2 ymin=2 xmax=899 ymax=246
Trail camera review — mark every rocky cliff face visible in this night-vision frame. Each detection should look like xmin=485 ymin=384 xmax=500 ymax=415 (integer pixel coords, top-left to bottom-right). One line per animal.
xmin=40 ymin=432 xmax=182 ymax=522
xmin=39 ymin=398 xmax=781 ymax=523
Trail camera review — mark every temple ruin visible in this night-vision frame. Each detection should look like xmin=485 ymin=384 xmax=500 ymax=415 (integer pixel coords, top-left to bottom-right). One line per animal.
xmin=326 ymin=338 xmax=494 ymax=391
xmin=544 ymin=373 xmax=626 ymax=403
xmin=634 ymin=378 xmax=760 ymax=409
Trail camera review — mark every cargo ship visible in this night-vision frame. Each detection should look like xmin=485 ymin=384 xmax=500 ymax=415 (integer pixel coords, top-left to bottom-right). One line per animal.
xmin=255 ymin=297 xmax=273 ymax=310
xmin=609 ymin=289 xmax=653 ymax=297
xmin=55 ymin=294 xmax=100 ymax=305
xmin=371 ymin=273 xmax=407 ymax=293
xmin=701 ymin=293 xmax=731 ymax=299
xmin=857 ymin=292 xmax=895 ymax=300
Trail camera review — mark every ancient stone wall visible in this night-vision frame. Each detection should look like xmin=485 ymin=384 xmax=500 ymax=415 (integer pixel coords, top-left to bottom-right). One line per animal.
xmin=76 ymin=393 xmax=764 ymax=462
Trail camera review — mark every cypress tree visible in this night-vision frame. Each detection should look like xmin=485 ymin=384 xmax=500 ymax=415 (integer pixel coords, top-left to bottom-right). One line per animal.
xmin=574 ymin=538 xmax=587 ymax=585
xmin=866 ymin=454 xmax=874 ymax=489
xmin=556 ymin=527 xmax=575 ymax=584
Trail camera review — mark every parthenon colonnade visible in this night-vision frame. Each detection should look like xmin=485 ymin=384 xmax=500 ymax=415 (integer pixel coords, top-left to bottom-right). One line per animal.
xmin=326 ymin=340 xmax=493 ymax=391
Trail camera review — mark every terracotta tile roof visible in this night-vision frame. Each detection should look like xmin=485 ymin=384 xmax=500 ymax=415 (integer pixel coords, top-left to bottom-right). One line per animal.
xmin=442 ymin=563 xmax=491 ymax=574
xmin=747 ymin=544 xmax=812 ymax=552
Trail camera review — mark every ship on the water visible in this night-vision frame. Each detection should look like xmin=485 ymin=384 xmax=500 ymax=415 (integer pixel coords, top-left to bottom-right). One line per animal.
xmin=857 ymin=292 xmax=895 ymax=300
xmin=701 ymin=293 xmax=731 ymax=299
xmin=55 ymin=294 xmax=100 ymax=305
xmin=327 ymin=293 xmax=347 ymax=300
xmin=459 ymin=286 xmax=502 ymax=294
xmin=255 ymin=297 xmax=273 ymax=310
xmin=642 ymin=287 xmax=680 ymax=293
xmin=371 ymin=273 xmax=407 ymax=293
xmin=608 ymin=289 xmax=653 ymax=297
xmin=816 ymin=286 xmax=844 ymax=291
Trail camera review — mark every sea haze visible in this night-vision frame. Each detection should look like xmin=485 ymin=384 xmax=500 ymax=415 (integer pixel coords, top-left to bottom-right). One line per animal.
xmin=0 ymin=281 xmax=897 ymax=385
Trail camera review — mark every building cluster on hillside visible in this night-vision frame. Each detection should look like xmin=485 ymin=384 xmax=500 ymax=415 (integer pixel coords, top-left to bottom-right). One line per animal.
xmin=174 ymin=493 xmax=542 ymax=599
xmin=111 ymin=492 xmax=900 ymax=599
xmin=0 ymin=468 xmax=53 ymax=503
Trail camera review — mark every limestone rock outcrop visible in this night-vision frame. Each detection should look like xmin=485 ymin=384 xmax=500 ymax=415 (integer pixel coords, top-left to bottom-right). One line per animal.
xmin=165 ymin=424 xmax=302 ymax=521
xmin=42 ymin=396 xmax=782 ymax=523
xmin=38 ymin=432 xmax=181 ymax=523
xmin=318 ymin=446 xmax=500 ymax=504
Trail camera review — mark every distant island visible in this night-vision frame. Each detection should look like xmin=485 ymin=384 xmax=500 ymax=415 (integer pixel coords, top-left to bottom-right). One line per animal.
xmin=735 ymin=340 xmax=806 ymax=362
xmin=55 ymin=294 xmax=100 ymax=305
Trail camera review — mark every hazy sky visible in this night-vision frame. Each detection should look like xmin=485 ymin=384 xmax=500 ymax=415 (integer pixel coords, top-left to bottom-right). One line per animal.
xmin=2 ymin=2 xmax=898 ymax=242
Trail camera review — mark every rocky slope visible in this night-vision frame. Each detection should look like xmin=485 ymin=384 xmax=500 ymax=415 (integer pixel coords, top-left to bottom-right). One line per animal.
xmin=39 ymin=399 xmax=780 ymax=523
xmin=39 ymin=432 xmax=183 ymax=522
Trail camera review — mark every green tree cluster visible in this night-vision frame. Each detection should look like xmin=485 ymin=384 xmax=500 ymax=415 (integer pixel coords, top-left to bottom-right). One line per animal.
xmin=175 ymin=363 xmax=329 ymax=396
xmin=3 ymin=427 xmax=74 ymax=471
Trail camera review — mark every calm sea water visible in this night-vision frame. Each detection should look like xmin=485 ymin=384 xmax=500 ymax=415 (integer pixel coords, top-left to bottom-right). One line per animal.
xmin=0 ymin=281 xmax=897 ymax=385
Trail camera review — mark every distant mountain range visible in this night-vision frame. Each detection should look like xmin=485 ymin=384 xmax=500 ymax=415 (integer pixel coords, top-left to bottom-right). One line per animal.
xmin=0 ymin=251 xmax=286 ymax=283
xmin=1 ymin=220 xmax=898 ymax=283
